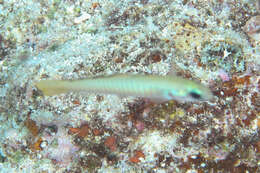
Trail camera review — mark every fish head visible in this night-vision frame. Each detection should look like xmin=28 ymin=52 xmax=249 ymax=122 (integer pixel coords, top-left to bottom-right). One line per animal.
xmin=164 ymin=80 xmax=214 ymax=102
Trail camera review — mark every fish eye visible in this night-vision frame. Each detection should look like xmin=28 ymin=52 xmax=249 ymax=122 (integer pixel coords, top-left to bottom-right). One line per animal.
xmin=189 ymin=91 xmax=201 ymax=100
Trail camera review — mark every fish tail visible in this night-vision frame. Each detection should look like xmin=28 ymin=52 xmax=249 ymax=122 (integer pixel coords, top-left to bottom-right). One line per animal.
xmin=35 ymin=80 xmax=71 ymax=96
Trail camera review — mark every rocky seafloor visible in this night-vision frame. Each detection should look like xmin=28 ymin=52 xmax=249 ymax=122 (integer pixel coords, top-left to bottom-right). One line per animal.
xmin=0 ymin=0 xmax=259 ymax=172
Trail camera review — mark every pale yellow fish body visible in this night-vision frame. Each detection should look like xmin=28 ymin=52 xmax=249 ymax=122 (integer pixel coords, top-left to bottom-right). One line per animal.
xmin=35 ymin=74 xmax=213 ymax=102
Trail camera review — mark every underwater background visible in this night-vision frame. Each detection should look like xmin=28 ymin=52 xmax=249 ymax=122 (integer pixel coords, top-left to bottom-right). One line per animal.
xmin=0 ymin=0 xmax=259 ymax=172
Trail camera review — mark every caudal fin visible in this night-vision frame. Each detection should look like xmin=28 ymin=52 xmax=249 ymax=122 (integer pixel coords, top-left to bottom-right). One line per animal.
xmin=35 ymin=80 xmax=70 ymax=96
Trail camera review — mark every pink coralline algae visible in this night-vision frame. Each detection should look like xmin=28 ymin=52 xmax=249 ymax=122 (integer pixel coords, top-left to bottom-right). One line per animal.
xmin=135 ymin=120 xmax=145 ymax=132
xmin=44 ymin=127 xmax=79 ymax=166
xmin=218 ymin=69 xmax=230 ymax=82
xmin=243 ymin=15 xmax=260 ymax=43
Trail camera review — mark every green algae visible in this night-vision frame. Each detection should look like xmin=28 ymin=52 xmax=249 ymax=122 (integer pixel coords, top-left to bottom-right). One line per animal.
xmin=201 ymin=40 xmax=245 ymax=73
